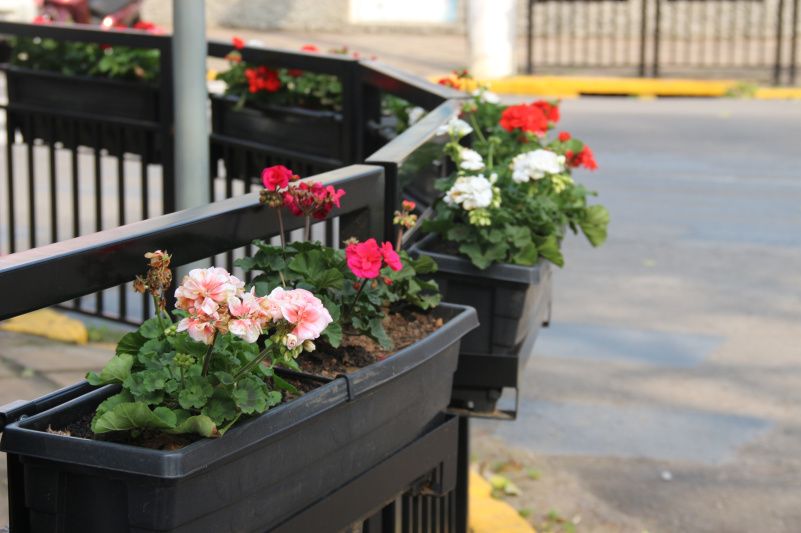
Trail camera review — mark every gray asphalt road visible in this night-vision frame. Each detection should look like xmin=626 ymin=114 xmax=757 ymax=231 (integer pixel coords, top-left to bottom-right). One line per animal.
xmin=474 ymin=98 xmax=801 ymax=532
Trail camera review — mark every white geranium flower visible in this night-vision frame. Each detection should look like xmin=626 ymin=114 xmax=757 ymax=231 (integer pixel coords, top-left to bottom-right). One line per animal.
xmin=472 ymin=88 xmax=500 ymax=104
xmin=444 ymin=175 xmax=493 ymax=211
xmin=436 ymin=117 xmax=472 ymax=138
xmin=511 ymin=149 xmax=565 ymax=183
xmin=407 ymin=106 xmax=425 ymax=125
xmin=459 ymin=147 xmax=485 ymax=171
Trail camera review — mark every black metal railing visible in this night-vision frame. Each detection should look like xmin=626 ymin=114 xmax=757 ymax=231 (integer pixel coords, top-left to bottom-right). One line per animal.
xmin=525 ymin=0 xmax=801 ymax=85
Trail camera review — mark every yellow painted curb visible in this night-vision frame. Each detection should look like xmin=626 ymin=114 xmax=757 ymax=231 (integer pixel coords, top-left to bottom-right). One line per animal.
xmin=469 ymin=470 xmax=535 ymax=533
xmin=0 ymin=309 xmax=88 ymax=344
xmin=432 ymin=74 xmax=801 ymax=100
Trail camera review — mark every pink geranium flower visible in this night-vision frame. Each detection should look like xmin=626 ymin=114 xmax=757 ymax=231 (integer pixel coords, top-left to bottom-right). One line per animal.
xmin=380 ymin=242 xmax=403 ymax=271
xmin=227 ymin=289 xmax=268 ymax=343
xmin=177 ymin=315 xmax=217 ymax=345
xmin=261 ymin=165 xmax=297 ymax=191
xmin=269 ymin=287 xmax=332 ymax=342
xmin=346 ymin=239 xmax=384 ymax=279
xmin=174 ymin=267 xmax=243 ymax=312
xmin=346 ymin=239 xmax=404 ymax=279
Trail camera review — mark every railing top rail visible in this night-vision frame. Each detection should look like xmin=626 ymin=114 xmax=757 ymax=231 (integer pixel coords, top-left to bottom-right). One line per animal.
xmin=0 ymin=20 xmax=171 ymax=50
xmin=358 ymin=60 xmax=467 ymax=110
xmin=366 ymin=99 xmax=460 ymax=166
xmin=208 ymin=39 xmax=357 ymax=76
xmin=0 ymin=165 xmax=385 ymax=321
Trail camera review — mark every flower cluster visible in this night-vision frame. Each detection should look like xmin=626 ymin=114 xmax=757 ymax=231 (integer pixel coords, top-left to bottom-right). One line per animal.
xmin=437 ymin=117 xmax=473 ymax=139
xmin=345 ymin=239 xmax=403 ymax=280
xmin=245 ymin=66 xmax=281 ymax=93
xmin=499 ymin=103 xmax=551 ymax=136
xmin=511 ymin=149 xmax=565 ymax=183
xmin=133 ymin=250 xmax=173 ymax=312
xmin=444 ymin=175 xmax=494 ymax=211
xmin=393 ymin=200 xmax=418 ymax=231
xmin=284 ymin=182 xmax=346 ymax=221
xmin=175 ymin=267 xmax=331 ymax=348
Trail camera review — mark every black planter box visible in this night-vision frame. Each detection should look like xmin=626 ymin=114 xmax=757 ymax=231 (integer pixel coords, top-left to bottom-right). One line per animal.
xmin=210 ymin=94 xmax=345 ymax=163
xmin=1 ymin=303 xmax=477 ymax=532
xmin=2 ymin=65 xmax=163 ymax=161
xmin=410 ymin=235 xmax=552 ymax=417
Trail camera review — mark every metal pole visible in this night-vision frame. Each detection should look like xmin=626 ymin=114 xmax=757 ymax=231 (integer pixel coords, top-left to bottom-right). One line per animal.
xmin=774 ymin=0 xmax=786 ymax=85
xmin=172 ymin=0 xmax=209 ymax=211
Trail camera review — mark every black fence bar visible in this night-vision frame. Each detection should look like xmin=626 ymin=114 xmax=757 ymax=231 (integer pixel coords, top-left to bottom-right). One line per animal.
xmin=525 ymin=0 xmax=801 ymax=85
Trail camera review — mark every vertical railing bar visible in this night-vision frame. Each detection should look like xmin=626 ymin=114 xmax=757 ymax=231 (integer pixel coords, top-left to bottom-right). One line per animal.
xmin=70 ymin=123 xmax=82 ymax=309
xmin=775 ymin=0 xmax=787 ymax=84
xmin=94 ymin=123 xmax=104 ymax=315
xmin=653 ymin=0 xmax=662 ymax=77
xmin=639 ymin=0 xmax=649 ymax=76
xmin=25 ymin=114 xmax=36 ymax=249
xmin=117 ymin=144 xmax=126 ymax=321
xmin=5 ymin=115 xmax=17 ymax=254
xmin=789 ymin=0 xmax=799 ymax=84
xmin=47 ymin=121 xmax=58 ymax=244
xmin=526 ymin=0 xmax=534 ymax=74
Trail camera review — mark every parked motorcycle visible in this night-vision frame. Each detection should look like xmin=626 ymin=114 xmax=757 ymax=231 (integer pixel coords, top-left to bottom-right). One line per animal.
xmin=36 ymin=0 xmax=142 ymax=26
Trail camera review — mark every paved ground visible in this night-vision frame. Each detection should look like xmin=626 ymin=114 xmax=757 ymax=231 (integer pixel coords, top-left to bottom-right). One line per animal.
xmin=472 ymin=98 xmax=801 ymax=532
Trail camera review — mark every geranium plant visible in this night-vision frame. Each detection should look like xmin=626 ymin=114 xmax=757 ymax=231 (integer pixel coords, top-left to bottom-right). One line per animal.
xmin=216 ymin=40 xmax=347 ymax=111
xmin=86 ymin=249 xmax=332 ymax=439
xmin=9 ymin=18 xmax=164 ymax=82
xmin=422 ymin=89 xmax=609 ymax=269
xmin=236 ymin=166 xmax=441 ymax=351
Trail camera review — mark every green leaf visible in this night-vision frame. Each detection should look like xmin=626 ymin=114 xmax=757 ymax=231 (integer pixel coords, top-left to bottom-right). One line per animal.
xmin=91 ymin=402 xmax=176 ymax=434
xmin=579 ymin=205 xmax=609 ymax=247
xmin=202 ymin=393 xmax=238 ymax=425
xmin=139 ymin=316 xmax=165 ymax=339
xmin=411 ymin=254 xmax=438 ymax=274
xmin=538 ymin=235 xmax=564 ymax=267
xmin=311 ymin=268 xmax=344 ymax=290
xmin=288 ymin=251 xmax=325 ymax=278
xmin=369 ymin=318 xmax=393 ymax=350
xmin=322 ymin=321 xmax=343 ymax=348
xmin=116 ymin=331 xmax=146 ymax=357
xmin=214 ymin=371 xmax=234 ymax=386
xmin=232 ymin=375 xmax=270 ymax=414
xmin=512 ymin=242 xmax=538 ymax=265
xmin=167 ymin=414 xmax=218 ymax=437
xmin=94 ymin=390 xmax=134 ymax=417
xmin=86 ymin=354 xmax=134 ymax=386
xmin=178 ymin=376 xmax=214 ymax=410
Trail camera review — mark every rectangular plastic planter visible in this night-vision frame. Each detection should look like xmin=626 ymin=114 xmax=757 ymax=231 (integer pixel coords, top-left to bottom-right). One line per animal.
xmin=210 ymin=94 xmax=344 ymax=161
xmin=0 ymin=303 xmax=477 ymax=533
xmin=410 ymin=235 xmax=552 ymax=416
xmin=2 ymin=65 xmax=163 ymax=161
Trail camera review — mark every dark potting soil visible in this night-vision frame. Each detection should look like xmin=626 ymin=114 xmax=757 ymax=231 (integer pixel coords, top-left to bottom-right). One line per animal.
xmin=297 ymin=310 xmax=443 ymax=379
xmin=47 ymin=376 xmax=319 ymax=451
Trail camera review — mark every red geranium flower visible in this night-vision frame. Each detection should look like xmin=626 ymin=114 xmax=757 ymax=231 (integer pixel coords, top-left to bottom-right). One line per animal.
xmin=532 ymin=100 xmax=560 ymax=124
xmin=566 ymin=145 xmax=598 ymax=170
xmin=438 ymin=77 xmax=459 ymax=89
xmin=245 ymin=66 xmax=281 ymax=93
xmin=558 ymin=131 xmax=572 ymax=142
xmin=301 ymin=44 xmax=320 ymax=53
xmin=232 ymin=37 xmax=245 ymax=50
xmin=283 ymin=182 xmax=346 ymax=220
xmin=499 ymin=104 xmax=549 ymax=136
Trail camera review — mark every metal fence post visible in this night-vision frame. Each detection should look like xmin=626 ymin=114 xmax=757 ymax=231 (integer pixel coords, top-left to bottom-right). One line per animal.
xmin=638 ymin=0 xmax=649 ymax=76
xmin=526 ymin=0 xmax=535 ymax=74
xmin=790 ymin=0 xmax=799 ymax=84
xmin=774 ymin=0 xmax=786 ymax=85
xmin=652 ymin=0 xmax=662 ymax=77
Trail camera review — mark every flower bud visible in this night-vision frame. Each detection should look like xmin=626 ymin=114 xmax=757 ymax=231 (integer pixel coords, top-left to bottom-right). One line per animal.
xmin=284 ymin=333 xmax=299 ymax=349
xmin=302 ymin=340 xmax=315 ymax=352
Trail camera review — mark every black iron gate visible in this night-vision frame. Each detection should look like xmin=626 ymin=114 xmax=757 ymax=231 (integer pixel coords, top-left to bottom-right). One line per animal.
xmin=525 ymin=0 xmax=801 ymax=85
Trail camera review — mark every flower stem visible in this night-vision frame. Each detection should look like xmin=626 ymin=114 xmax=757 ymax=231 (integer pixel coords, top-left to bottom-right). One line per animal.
xmin=276 ymin=208 xmax=286 ymax=249
xmin=232 ymin=346 xmax=271 ymax=381
xmin=395 ymin=228 xmax=404 ymax=252
xmin=467 ymin=113 xmax=488 ymax=146
xmin=152 ymin=293 xmax=166 ymax=332
xmin=304 ymin=215 xmax=311 ymax=241
xmin=201 ymin=333 xmax=217 ymax=377
xmin=346 ymin=280 xmax=366 ymax=319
